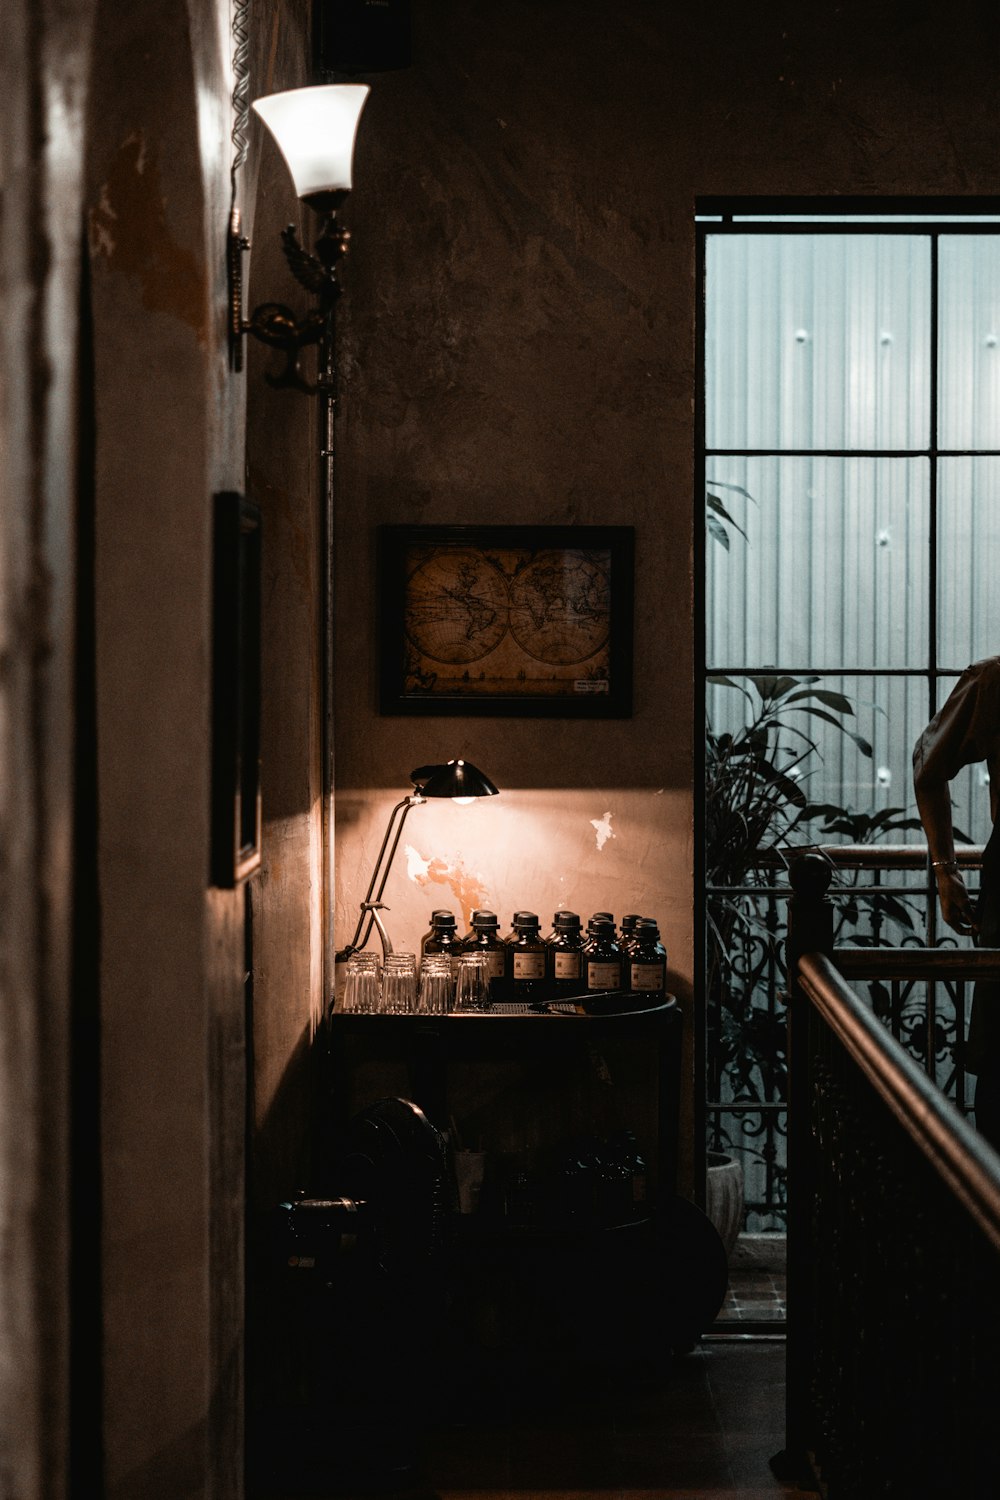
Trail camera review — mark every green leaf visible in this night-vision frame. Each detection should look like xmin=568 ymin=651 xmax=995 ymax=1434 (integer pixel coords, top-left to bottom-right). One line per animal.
xmin=783 ymin=706 xmax=872 ymax=755
xmin=756 ymin=762 xmax=808 ymax=808
xmin=707 ymin=481 xmax=758 ymax=505
xmin=870 ymin=893 xmax=919 ymax=931
xmin=784 ymin=688 xmax=856 ymax=715
xmin=770 ymin=675 xmax=809 ymax=701
xmin=864 ymin=807 xmax=923 ymax=834
xmin=707 ymin=514 xmax=731 ymax=549
xmin=707 ymin=493 xmax=749 ymax=543
xmin=802 ymin=801 xmax=856 ymax=822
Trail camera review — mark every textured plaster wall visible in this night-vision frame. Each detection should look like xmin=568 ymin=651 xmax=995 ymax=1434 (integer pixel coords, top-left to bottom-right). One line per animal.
xmin=0 ymin=1 xmax=95 ymax=1492
xmin=85 ymin=0 xmax=246 ymax=1494
xmin=336 ymin=789 xmax=690 ymax=970
xmin=3 ymin=0 xmax=250 ymax=1492
xmin=243 ymin=0 xmax=326 ymax=1214
xmin=333 ymin=0 xmax=1000 ymax=1187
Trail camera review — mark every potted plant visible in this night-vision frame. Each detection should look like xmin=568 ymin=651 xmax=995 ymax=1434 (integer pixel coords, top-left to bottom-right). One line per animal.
xmin=703 ymin=489 xmax=926 ymax=1238
xmin=704 ymin=672 xmax=878 ymax=1232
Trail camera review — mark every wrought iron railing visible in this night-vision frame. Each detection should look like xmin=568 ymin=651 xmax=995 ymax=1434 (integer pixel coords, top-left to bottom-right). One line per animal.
xmin=777 ymin=853 xmax=1000 ymax=1496
xmin=707 ymin=843 xmax=983 ymax=1230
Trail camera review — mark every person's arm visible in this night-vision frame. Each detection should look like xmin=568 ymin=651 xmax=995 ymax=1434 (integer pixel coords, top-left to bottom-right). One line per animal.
xmin=913 ymin=777 xmax=977 ymax=935
xmin=912 ymin=664 xmax=991 ymax=936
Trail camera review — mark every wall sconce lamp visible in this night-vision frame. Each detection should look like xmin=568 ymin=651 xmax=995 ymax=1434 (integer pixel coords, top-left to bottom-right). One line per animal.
xmin=228 ymin=83 xmax=370 ymax=392
xmin=338 ymin=760 xmax=500 ymax=961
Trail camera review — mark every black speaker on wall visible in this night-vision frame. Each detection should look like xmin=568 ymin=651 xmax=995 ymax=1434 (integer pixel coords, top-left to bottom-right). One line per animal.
xmin=314 ymin=0 xmax=411 ymax=75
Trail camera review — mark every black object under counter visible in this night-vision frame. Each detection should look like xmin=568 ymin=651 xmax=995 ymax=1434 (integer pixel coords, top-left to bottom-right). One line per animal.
xmin=326 ymin=993 xmax=681 ymax=1209
xmin=324 ymin=996 xmax=728 ymax=1379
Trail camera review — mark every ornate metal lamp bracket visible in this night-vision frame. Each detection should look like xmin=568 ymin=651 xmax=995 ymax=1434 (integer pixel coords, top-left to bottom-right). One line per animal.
xmin=228 ymin=209 xmax=350 ymax=394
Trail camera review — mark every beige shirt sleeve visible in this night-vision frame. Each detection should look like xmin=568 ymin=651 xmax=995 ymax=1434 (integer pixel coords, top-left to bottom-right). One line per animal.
xmin=913 ymin=657 xmax=1000 ymax=805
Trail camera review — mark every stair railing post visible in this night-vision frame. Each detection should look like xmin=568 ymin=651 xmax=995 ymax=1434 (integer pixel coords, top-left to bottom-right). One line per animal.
xmin=772 ymin=851 xmax=834 ymax=1484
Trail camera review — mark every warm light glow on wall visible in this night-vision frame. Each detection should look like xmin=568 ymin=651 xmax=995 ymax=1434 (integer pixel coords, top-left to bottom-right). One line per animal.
xmin=334 ymin=787 xmax=688 ymax=959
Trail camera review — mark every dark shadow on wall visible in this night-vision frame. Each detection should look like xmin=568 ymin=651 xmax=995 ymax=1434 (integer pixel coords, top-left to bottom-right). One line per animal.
xmin=71 ymin=215 xmax=104 ymax=1500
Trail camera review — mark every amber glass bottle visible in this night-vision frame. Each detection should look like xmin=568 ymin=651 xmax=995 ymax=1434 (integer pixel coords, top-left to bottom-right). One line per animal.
xmin=628 ymin=918 xmax=667 ymax=995
xmin=421 ymin=909 xmax=461 ymax=977
xmin=546 ymin=911 xmax=584 ymax=996
xmin=462 ymin=910 xmax=507 ymax=1000
xmin=506 ymin=911 xmax=547 ymax=1002
xmin=582 ymin=918 xmax=622 ymax=993
xmin=619 ymin=913 xmax=642 ymax=956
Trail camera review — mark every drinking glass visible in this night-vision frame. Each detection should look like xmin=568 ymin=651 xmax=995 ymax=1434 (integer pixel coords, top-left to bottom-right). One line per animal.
xmin=341 ymin=952 xmax=381 ymax=1013
xmin=454 ymin=952 xmax=490 ymax=1012
xmin=381 ymin=952 xmax=417 ymax=1014
xmin=418 ymin=954 xmax=453 ymax=1015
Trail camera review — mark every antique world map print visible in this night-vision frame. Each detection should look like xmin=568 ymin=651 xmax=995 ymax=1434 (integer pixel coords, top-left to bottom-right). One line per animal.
xmin=402 ymin=542 xmax=613 ymax=698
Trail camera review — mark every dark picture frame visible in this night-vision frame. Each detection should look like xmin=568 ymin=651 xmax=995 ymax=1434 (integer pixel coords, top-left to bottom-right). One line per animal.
xmin=211 ymin=492 xmax=262 ymax=886
xmin=378 ymin=524 xmax=634 ymax=717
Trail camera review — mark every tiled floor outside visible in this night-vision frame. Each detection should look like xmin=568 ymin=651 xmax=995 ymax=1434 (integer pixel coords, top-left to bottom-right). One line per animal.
xmin=714 ymin=1236 xmax=787 ymax=1329
xmin=716 ymin=1267 xmax=787 ymax=1327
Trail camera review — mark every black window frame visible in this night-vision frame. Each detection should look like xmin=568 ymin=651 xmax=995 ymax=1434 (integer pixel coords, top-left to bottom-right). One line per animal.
xmin=695 ymin=197 xmax=1000 ymax=1230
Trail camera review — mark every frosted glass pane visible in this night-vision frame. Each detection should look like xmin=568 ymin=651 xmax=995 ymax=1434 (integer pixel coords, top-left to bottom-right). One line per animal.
xmin=938 ymin=238 xmax=1000 ymax=449
xmin=705 ymin=235 xmax=930 ymax=451
xmin=706 ymin=458 xmax=928 ymax=671
xmin=937 ymin=457 xmax=1000 ymax=668
xmin=706 ymin=673 xmax=930 ymax=834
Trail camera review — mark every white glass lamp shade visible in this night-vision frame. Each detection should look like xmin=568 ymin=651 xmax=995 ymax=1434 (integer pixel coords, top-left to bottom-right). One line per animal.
xmin=252 ymin=85 xmax=370 ymax=199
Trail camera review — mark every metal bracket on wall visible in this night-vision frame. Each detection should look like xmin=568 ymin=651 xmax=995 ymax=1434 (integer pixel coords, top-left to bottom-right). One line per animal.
xmin=227 ymin=202 xmax=349 ymax=395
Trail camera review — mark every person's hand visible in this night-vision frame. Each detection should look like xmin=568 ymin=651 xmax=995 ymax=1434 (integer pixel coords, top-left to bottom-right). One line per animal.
xmin=936 ymin=866 xmax=978 ymax=936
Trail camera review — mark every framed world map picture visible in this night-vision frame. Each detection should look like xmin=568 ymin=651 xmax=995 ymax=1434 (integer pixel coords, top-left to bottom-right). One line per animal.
xmin=378 ymin=524 xmax=634 ymax=717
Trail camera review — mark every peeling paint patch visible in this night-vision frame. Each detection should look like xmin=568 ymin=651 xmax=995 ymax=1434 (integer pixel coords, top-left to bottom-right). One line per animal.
xmin=88 ymin=129 xmax=208 ymax=343
xmin=403 ymin=846 xmax=488 ymax=927
xmin=590 ymin=811 xmax=615 ymax=851
xmin=404 ymin=845 xmax=432 ymax=883
xmin=90 ymin=182 xmax=117 ymax=257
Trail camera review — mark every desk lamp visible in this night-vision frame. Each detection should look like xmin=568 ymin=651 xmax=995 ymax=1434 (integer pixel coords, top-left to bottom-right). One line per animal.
xmin=339 ymin=760 xmax=499 ymax=961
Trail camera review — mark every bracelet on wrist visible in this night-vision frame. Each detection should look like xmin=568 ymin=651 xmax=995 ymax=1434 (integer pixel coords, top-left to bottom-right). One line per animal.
xmin=931 ymin=858 xmax=959 ymax=873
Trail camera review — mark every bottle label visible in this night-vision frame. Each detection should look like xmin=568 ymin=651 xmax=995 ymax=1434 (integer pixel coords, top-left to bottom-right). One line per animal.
xmin=513 ymin=952 xmax=545 ymax=980
xmin=486 ymin=949 xmax=506 ymax=981
xmin=554 ymin=951 xmax=581 ymax=980
xmin=630 ymin=962 xmax=665 ymax=991
xmin=587 ymin=961 xmax=621 ymax=990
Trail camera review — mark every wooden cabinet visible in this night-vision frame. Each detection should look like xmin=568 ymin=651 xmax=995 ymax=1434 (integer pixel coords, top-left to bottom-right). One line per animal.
xmin=326 ymin=995 xmax=682 ymax=1216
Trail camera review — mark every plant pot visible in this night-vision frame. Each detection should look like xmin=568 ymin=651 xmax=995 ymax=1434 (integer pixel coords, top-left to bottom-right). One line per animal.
xmin=705 ymin=1151 xmax=744 ymax=1261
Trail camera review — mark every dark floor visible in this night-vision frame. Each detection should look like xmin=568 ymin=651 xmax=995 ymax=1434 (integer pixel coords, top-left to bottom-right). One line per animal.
xmin=421 ymin=1338 xmax=797 ymax=1500
xmin=254 ymin=1337 xmax=797 ymax=1500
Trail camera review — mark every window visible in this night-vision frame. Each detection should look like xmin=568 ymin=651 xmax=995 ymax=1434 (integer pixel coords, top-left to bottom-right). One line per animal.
xmin=699 ymin=201 xmax=1000 ymax=1228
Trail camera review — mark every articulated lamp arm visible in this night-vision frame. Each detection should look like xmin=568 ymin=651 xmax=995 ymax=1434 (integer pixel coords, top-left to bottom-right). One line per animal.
xmin=335 ymin=759 xmax=498 ymax=968
xmin=337 ymin=793 xmax=425 ymax=961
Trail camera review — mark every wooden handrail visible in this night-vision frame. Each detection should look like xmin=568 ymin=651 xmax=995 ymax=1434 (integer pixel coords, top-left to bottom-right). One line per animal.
xmin=780 ymin=853 xmax=1000 ymax=1489
xmin=819 ymin=842 xmax=984 ymax=870
xmin=729 ymin=840 xmax=984 ymax=874
xmin=835 ymin=946 xmax=1000 ymax=981
xmin=798 ymin=951 xmax=1000 ymax=1255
